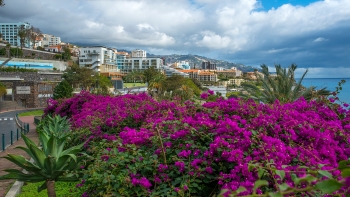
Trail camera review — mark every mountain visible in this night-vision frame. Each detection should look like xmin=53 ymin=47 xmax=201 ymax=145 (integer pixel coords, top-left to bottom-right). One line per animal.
xmin=118 ymin=50 xmax=259 ymax=72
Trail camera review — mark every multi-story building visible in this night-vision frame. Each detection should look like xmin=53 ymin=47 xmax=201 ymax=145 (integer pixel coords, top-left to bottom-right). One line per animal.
xmin=180 ymin=69 xmax=217 ymax=82
xmin=41 ymin=34 xmax=61 ymax=47
xmin=79 ymin=46 xmax=119 ymax=72
xmin=174 ymin=61 xmax=190 ymax=70
xmin=0 ymin=22 xmax=31 ymax=47
xmin=131 ymin=49 xmax=146 ymax=58
xmin=118 ymin=56 xmax=163 ymax=75
xmin=163 ymin=65 xmax=189 ymax=77
xmin=202 ymin=61 xmax=217 ymax=70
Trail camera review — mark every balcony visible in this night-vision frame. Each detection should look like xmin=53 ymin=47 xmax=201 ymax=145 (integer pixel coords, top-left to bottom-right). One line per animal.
xmin=87 ymin=52 xmax=100 ymax=56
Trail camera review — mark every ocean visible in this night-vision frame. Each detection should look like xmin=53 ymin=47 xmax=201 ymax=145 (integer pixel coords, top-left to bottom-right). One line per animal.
xmin=301 ymin=78 xmax=350 ymax=104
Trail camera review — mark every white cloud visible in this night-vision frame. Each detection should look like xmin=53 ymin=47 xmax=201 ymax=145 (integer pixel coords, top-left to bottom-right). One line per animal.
xmin=195 ymin=31 xmax=231 ymax=49
xmin=0 ymin=0 xmax=349 ymax=72
xmin=313 ymin=37 xmax=328 ymax=42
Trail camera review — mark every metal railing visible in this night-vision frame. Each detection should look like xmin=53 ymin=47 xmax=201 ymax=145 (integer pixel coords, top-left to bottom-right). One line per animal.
xmin=0 ymin=114 xmax=30 ymax=152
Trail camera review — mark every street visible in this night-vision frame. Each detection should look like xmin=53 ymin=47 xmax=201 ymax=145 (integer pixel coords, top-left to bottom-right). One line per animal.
xmin=0 ymin=110 xmax=29 ymax=151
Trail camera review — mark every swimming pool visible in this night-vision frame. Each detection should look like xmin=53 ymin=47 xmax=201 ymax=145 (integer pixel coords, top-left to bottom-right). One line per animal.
xmin=0 ymin=61 xmax=53 ymax=69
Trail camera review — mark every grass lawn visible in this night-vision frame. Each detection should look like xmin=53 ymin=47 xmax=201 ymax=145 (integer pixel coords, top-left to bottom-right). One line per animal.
xmin=123 ymin=83 xmax=146 ymax=88
xmin=18 ymin=110 xmax=44 ymax=117
xmin=18 ymin=181 xmax=80 ymax=197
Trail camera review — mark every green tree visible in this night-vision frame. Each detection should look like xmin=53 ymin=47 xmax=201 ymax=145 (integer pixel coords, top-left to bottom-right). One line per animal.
xmin=125 ymin=70 xmax=144 ymax=83
xmin=62 ymin=63 xmax=95 ymax=89
xmin=0 ymin=116 xmax=86 ymax=197
xmin=91 ymin=74 xmax=112 ymax=95
xmin=143 ymin=66 xmax=162 ymax=84
xmin=18 ymin=26 xmax=27 ymax=50
xmin=5 ymin=43 xmax=10 ymax=58
xmin=241 ymin=64 xmax=330 ymax=103
xmin=54 ymin=54 xmax=62 ymax=60
xmin=53 ymin=80 xmax=73 ymax=100
xmin=148 ymin=74 xmax=166 ymax=97
xmin=61 ymin=47 xmax=71 ymax=61
xmin=0 ymin=0 xmax=4 ymax=6
xmin=37 ymin=46 xmax=45 ymax=51
xmin=0 ymin=32 xmax=3 ymax=40
xmin=10 ymin=48 xmax=23 ymax=57
xmin=162 ymin=75 xmax=185 ymax=92
xmin=0 ymin=48 xmax=6 ymax=56
xmin=183 ymin=78 xmax=201 ymax=96
xmin=0 ymin=82 xmax=7 ymax=97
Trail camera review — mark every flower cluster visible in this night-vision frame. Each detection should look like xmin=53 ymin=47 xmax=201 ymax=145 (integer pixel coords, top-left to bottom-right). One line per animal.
xmin=48 ymin=92 xmax=350 ymax=196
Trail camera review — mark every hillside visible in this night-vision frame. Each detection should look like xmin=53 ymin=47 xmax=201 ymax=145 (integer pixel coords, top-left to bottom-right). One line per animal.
xmin=118 ymin=50 xmax=258 ymax=72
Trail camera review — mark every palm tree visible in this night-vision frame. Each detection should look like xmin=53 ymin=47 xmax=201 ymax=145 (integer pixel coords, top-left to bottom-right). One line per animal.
xmin=18 ymin=27 xmax=27 ymax=50
xmin=241 ymin=64 xmax=330 ymax=103
xmin=148 ymin=74 xmax=166 ymax=98
xmin=173 ymin=84 xmax=194 ymax=101
xmin=0 ymin=32 xmax=3 ymax=41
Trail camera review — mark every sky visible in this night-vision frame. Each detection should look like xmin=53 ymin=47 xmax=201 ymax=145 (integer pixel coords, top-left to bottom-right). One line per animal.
xmin=0 ymin=0 xmax=349 ymax=78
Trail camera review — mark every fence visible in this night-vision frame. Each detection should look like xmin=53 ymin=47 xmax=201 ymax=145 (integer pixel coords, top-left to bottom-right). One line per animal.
xmin=0 ymin=113 xmax=30 ymax=152
xmin=34 ymin=116 xmax=41 ymax=125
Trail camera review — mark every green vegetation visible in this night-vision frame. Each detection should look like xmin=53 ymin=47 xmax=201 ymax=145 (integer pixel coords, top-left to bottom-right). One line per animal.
xmin=53 ymin=80 xmax=73 ymax=100
xmin=241 ymin=64 xmax=330 ymax=103
xmin=124 ymin=70 xmax=144 ymax=83
xmin=0 ymin=48 xmax=5 ymax=56
xmin=0 ymin=115 xmax=86 ymax=197
xmin=0 ymin=67 xmax=38 ymax=72
xmin=123 ymin=82 xmax=146 ymax=88
xmin=18 ymin=181 xmax=80 ymax=197
xmin=91 ymin=74 xmax=113 ymax=96
xmin=0 ymin=82 xmax=6 ymax=97
xmin=61 ymin=47 xmax=71 ymax=61
xmin=18 ymin=110 xmax=44 ymax=117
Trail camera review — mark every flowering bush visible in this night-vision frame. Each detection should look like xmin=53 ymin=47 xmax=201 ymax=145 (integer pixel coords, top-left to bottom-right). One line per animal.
xmin=48 ymin=92 xmax=350 ymax=196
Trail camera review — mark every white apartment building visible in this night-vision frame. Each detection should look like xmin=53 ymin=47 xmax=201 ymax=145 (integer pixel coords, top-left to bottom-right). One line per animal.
xmin=131 ymin=49 xmax=146 ymax=58
xmin=41 ymin=34 xmax=61 ymax=47
xmin=0 ymin=22 xmax=31 ymax=47
xmin=118 ymin=56 xmax=163 ymax=75
xmin=79 ymin=46 xmax=119 ymax=72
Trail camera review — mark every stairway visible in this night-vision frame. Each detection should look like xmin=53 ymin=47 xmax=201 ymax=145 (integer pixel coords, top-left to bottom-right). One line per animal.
xmin=0 ymin=101 xmax=26 ymax=113
xmin=0 ymin=58 xmax=12 ymax=67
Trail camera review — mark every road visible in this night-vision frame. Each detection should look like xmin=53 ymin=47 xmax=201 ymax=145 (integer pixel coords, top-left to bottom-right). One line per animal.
xmin=0 ymin=110 xmax=29 ymax=151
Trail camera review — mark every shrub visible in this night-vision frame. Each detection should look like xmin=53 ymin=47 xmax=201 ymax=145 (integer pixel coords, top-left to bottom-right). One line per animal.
xmin=47 ymin=92 xmax=350 ymax=196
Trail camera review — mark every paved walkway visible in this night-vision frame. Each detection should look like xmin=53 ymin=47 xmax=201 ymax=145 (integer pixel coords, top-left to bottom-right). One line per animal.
xmin=0 ymin=116 xmax=38 ymax=197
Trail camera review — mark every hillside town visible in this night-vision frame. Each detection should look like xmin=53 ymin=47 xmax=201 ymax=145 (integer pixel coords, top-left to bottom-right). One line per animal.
xmin=1 ymin=0 xmax=350 ymax=196
xmin=0 ymin=21 xmax=263 ymax=108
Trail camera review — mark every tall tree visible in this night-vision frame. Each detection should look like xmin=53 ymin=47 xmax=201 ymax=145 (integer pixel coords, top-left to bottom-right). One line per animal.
xmin=143 ymin=66 xmax=162 ymax=84
xmin=0 ymin=32 xmax=3 ymax=41
xmin=17 ymin=25 xmax=27 ymax=50
xmin=62 ymin=63 xmax=95 ymax=89
xmin=0 ymin=0 xmax=4 ymax=6
xmin=27 ymin=26 xmax=42 ymax=49
xmin=148 ymin=74 xmax=166 ymax=97
xmin=61 ymin=47 xmax=71 ymax=61
xmin=53 ymin=80 xmax=73 ymax=100
xmin=0 ymin=82 xmax=7 ymax=98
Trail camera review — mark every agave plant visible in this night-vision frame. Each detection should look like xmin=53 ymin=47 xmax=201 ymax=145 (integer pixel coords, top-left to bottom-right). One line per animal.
xmin=0 ymin=130 xmax=86 ymax=197
xmin=39 ymin=115 xmax=70 ymax=139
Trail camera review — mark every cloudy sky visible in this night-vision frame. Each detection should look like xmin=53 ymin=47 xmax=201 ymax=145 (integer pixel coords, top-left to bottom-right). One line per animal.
xmin=0 ymin=0 xmax=349 ymax=77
